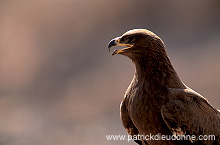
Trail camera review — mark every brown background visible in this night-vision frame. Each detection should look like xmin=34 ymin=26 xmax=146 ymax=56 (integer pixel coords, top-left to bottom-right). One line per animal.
xmin=0 ymin=0 xmax=220 ymax=145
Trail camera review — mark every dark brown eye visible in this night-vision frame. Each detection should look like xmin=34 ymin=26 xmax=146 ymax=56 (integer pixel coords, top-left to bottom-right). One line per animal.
xmin=121 ymin=36 xmax=135 ymax=44
xmin=127 ymin=37 xmax=135 ymax=43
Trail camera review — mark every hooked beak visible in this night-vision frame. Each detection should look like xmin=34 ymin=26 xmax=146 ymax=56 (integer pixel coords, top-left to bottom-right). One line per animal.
xmin=108 ymin=37 xmax=120 ymax=50
xmin=108 ymin=36 xmax=133 ymax=55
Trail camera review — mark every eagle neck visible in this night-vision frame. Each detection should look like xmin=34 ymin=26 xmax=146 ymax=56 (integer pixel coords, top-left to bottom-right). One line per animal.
xmin=132 ymin=51 xmax=186 ymax=94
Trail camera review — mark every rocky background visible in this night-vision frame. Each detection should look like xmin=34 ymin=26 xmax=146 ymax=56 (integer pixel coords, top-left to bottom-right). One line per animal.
xmin=0 ymin=1 xmax=220 ymax=145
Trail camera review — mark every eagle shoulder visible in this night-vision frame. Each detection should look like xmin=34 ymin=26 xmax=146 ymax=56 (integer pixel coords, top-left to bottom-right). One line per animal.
xmin=161 ymin=88 xmax=220 ymax=145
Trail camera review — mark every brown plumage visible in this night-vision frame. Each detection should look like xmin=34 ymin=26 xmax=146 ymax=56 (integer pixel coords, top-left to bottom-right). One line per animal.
xmin=108 ymin=29 xmax=220 ymax=145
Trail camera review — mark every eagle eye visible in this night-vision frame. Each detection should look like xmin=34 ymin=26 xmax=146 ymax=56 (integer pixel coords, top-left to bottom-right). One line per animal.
xmin=120 ymin=36 xmax=126 ymax=42
xmin=127 ymin=37 xmax=135 ymax=43
xmin=120 ymin=35 xmax=135 ymax=44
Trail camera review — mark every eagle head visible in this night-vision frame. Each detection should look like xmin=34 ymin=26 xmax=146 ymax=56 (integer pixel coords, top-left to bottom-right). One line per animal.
xmin=108 ymin=29 xmax=165 ymax=58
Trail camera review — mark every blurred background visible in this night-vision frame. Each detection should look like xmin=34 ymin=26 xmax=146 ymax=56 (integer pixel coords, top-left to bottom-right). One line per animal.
xmin=0 ymin=0 xmax=220 ymax=145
